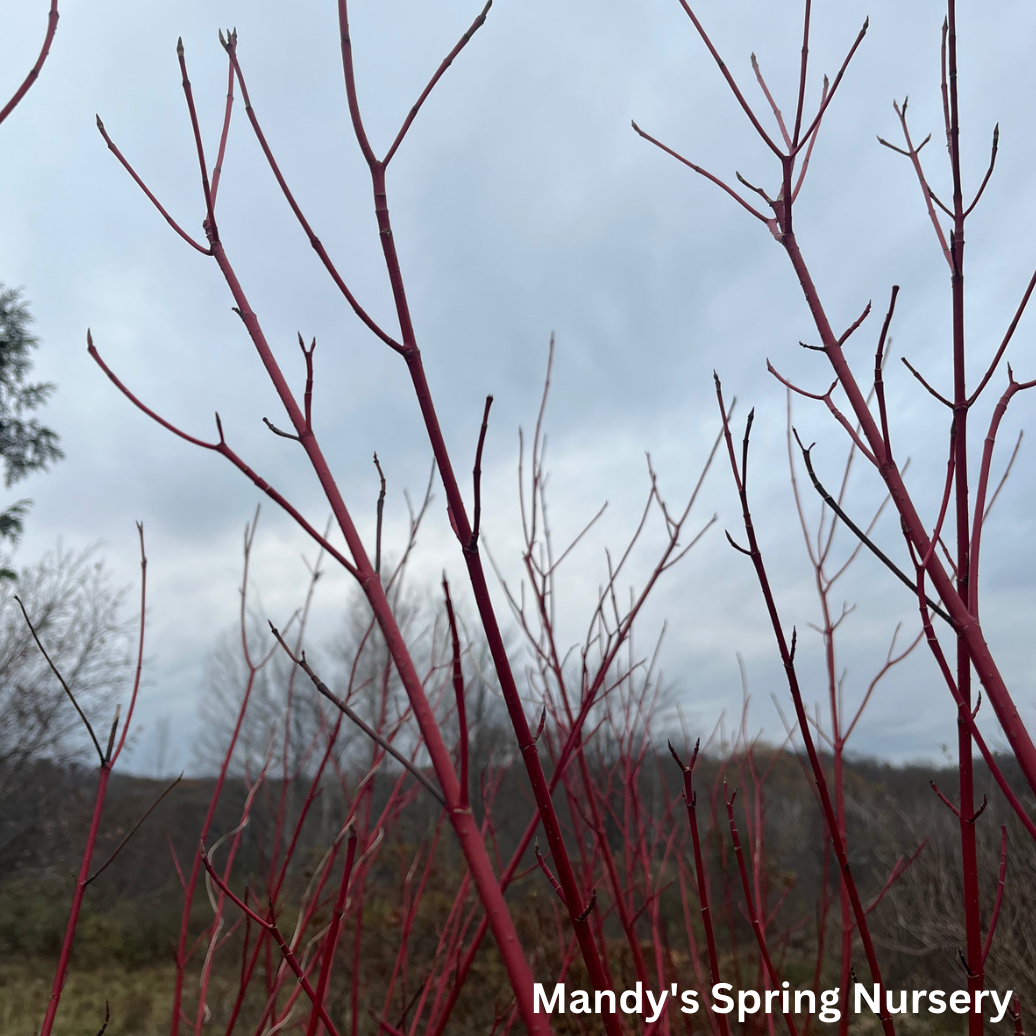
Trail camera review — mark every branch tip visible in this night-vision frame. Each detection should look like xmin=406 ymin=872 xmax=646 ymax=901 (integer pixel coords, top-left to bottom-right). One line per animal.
xmin=667 ymin=739 xmax=684 ymax=770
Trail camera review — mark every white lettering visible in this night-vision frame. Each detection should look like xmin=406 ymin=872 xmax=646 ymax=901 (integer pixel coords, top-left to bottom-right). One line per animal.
xmin=532 ymin=983 xmax=1013 ymax=1023
xmin=990 ymin=992 xmax=1013 ymax=1025
xmin=886 ymin=990 xmax=907 ymax=1014
xmin=819 ymin=989 xmax=841 ymax=1023
xmin=644 ymin=989 xmax=668 ymax=1024
xmin=680 ymin=990 xmax=699 ymax=1014
xmin=534 ymin=983 xmax=564 ymax=1014
xmin=620 ymin=982 xmax=643 ymax=1014
xmin=739 ymin=990 xmax=761 ymax=1022
xmin=712 ymin=984 xmax=734 ymax=1014
xmin=951 ymin=991 xmax=971 ymax=1014
xmin=855 ymin=983 xmax=880 ymax=1014
xmin=569 ymin=990 xmax=590 ymax=1014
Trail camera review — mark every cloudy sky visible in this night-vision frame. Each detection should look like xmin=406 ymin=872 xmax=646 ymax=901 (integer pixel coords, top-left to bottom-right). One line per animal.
xmin=2 ymin=0 xmax=1035 ymax=775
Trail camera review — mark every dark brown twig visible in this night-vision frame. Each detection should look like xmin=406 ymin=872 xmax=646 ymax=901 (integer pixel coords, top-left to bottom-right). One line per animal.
xmin=374 ymin=453 xmax=387 ymax=575
xmin=874 ymin=285 xmax=899 ymax=458
xmin=442 ymin=576 xmax=469 ymax=808
xmin=14 ymin=595 xmax=104 ymax=763
xmin=963 ymin=124 xmax=999 ymax=218
xmin=470 ymin=395 xmax=493 ymax=549
xmin=93 ymin=1002 xmax=111 ymax=1036
xmin=792 ymin=432 xmax=952 ymax=623
xmin=87 ymin=774 xmax=184 ymax=885
xmin=268 ymin=623 xmax=446 ymax=807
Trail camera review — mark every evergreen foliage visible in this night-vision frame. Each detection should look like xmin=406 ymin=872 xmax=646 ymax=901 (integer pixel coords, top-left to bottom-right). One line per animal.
xmin=0 ymin=285 xmax=63 ymax=575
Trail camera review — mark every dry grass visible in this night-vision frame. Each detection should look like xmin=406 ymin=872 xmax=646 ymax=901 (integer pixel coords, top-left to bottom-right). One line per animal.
xmin=0 ymin=960 xmax=272 ymax=1036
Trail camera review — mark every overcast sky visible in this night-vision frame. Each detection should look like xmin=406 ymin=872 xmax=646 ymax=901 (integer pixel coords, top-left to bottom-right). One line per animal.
xmin=2 ymin=0 xmax=1035 ymax=776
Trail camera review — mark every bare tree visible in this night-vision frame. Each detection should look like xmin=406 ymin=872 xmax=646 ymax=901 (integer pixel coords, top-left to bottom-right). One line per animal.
xmin=0 ymin=544 xmax=130 ymax=876
xmin=0 ymin=544 xmax=129 ymax=768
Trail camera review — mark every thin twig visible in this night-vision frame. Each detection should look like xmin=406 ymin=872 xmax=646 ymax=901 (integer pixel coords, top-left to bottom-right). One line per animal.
xmin=0 ymin=0 xmax=60 ymax=127
xmin=902 ymin=356 xmax=952 ymax=407
xmin=442 ymin=575 xmax=469 ymax=808
xmin=219 ymin=31 xmax=402 ymax=351
xmin=791 ymin=18 xmax=869 ymax=157
xmin=199 ymin=847 xmax=343 ymax=1036
xmin=93 ymin=1002 xmax=111 ymax=1036
xmin=268 ymin=624 xmax=446 ymax=807
xmin=632 ymin=122 xmax=770 ymax=225
xmin=874 ymin=286 xmax=899 ymax=459
xmin=14 ymin=595 xmax=105 ymax=763
xmin=95 ymin=116 xmax=211 ymax=255
xmin=470 ymin=395 xmax=493 ymax=548
xmin=210 ymin=31 xmax=237 ymax=204
xmin=964 ymin=124 xmax=999 ymax=218
xmin=87 ymin=775 xmax=184 ymax=885
xmin=374 ymin=453 xmax=387 ymax=575
xmin=384 ymin=0 xmax=493 ymax=165
xmin=176 ymin=37 xmax=216 ymax=233
xmin=88 ymin=335 xmax=361 ymax=580
xmin=675 ymin=1 xmax=784 ymax=158
xmin=791 ymin=434 xmax=952 ymax=623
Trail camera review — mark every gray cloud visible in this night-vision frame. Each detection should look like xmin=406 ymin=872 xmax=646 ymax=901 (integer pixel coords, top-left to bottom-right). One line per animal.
xmin=1 ymin=0 xmax=1034 ymax=772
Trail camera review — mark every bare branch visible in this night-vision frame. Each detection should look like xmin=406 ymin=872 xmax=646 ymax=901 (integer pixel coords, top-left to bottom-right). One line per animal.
xmin=95 ymin=116 xmax=211 ymax=255
xmin=632 ymin=122 xmax=771 ymax=225
xmin=901 ymin=356 xmax=952 ymax=408
xmin=0 ymin=0 xmax=59 ymax=127
xmin=87 ymin=774 xmax=184 ymax=885
xmin=268 ymin=623 xmax=447 ymax=808
xmin=14 ymin=594 xmax=105 ymax=764
xmin=792 ymin=432 xmax=951 ymax=623
xmin=384 ymin=1 xmax=493 ymax=165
